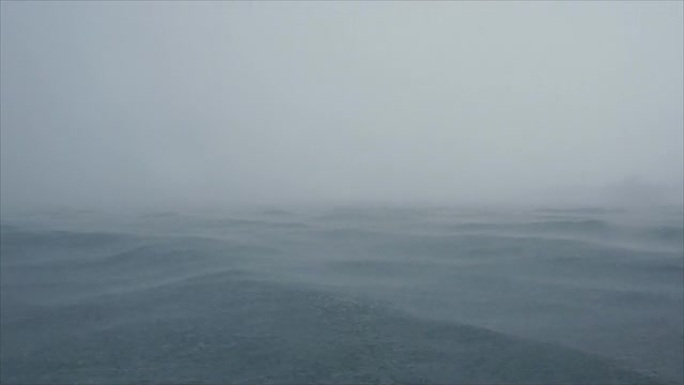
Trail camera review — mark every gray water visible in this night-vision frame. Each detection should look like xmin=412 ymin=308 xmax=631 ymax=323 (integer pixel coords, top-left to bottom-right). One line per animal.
xmin=1 ymin=206 xmax=682 ymax=384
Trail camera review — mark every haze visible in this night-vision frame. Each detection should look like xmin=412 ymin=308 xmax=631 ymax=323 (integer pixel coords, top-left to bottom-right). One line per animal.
xmin=1 ymin=1 xmax=682 ymax=211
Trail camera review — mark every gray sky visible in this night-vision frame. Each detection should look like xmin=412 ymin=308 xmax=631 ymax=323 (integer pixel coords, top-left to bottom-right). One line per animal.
xmin=1 ymin=1 xmax=682 ymax=210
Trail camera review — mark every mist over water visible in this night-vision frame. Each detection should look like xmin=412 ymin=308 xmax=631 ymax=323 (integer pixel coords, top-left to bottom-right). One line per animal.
xmin=1 ymin=207 xmax=683 ymax=384
xmin=1 ymin=1 xmax=683 ymax=210
xmin=1 ymin=2 xmax=683 ymax=384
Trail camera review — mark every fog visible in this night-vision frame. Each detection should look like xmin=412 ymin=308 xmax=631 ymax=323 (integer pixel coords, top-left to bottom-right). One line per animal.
xmin=1 ymin=1 xmax=682 ymax=211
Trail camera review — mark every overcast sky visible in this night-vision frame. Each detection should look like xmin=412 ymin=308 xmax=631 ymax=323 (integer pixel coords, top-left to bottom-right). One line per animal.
xmin=1 ymin=1 xmax=682 ymax=210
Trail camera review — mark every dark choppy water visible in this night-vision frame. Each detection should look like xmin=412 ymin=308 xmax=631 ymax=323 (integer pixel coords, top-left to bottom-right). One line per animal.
xmin=1 ymin=206 xmax=682 ymax=384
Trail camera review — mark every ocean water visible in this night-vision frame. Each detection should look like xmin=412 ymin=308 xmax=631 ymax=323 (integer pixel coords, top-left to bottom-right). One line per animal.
xmin=1 ymin=206 xmax=682 ymax=384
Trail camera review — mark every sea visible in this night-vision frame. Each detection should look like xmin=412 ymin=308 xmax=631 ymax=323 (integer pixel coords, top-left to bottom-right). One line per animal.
xmin=1 ymin=205 xmax=682 ymax=384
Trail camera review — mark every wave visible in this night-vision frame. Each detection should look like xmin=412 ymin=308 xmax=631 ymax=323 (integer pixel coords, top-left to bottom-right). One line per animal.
xmin=1 ymin=228 xmax=136 ymax=249
xmin=643 ymin=225 xmax=684 ymax=243
xmin=2 ymin=209 xmax=681 ymax=384
xmin=443 ymin=218 xmax=612 ymax=235
xmin=435 ymin=218 xmax=682 ymax=249
xmin=0 ymin=272 xmax=665 ymax=385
